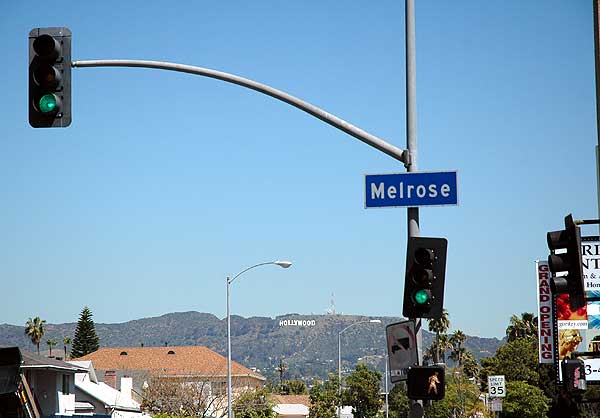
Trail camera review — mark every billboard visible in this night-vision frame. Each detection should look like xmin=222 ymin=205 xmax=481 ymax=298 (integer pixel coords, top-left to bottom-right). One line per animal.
xmin=551 ymin=237 xmax=600 ymax=382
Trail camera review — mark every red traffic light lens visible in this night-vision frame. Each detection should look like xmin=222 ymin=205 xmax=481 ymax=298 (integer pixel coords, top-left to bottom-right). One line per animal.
xmin=414 ymin=248 xmax=434 ymax=267
xmin=32 ymin=34 xmax=60 ymax=59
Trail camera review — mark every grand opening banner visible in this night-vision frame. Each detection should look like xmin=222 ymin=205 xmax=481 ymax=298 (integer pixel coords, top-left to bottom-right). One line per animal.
xmin=540 ymin=237 xmax=600 ymax=382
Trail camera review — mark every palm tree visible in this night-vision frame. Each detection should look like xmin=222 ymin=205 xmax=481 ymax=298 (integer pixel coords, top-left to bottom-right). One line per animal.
xmin=46 ymin=339 xmax=57 ymax=357
xmin=506 ymin=312 xmax=538 ymax=342
xmin=437 ymin=334 xmax=453 ymax=364
xmin=428 ymin=309 xmax=450 ymax=363
xmin=461 ymin=350 xmax=479 ymax=380
xmin=425 ymin=333 xmax=453 ymax=365
xmin=276 ymin=359 xmax=287 ymax=393
xmin=449 ymin=330 xmax=467 ymax=369
xmin=24 ymin=317 xmax=46 ymax=355
xmin=63 ymin=336 xmax=72 ymax=360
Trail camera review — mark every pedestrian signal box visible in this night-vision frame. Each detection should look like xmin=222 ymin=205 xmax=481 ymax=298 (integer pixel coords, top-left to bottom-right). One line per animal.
xmin=407 ymin=365 xmax=445 ymax=401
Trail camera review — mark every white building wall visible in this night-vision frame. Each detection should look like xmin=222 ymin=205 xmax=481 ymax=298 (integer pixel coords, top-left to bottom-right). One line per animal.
xmin=56 ymin=372 xmax=76 ymax=415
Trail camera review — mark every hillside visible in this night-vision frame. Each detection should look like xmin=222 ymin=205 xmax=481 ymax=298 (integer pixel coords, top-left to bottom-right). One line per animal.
xmin=1 ymin=312 xmax=503 ymax=381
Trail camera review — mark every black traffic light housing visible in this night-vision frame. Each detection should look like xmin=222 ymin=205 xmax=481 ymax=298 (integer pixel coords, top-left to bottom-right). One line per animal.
xmin=403 ymin=237 xmax=448 ymax=319
xmin=547 ymin=214 xmax=584 ymax=309
xmin=562 ymin=357 xmax=587 ymax=393
xmin=407 ymin=366 xmax=445 ymax=400
xmin=29 ymin=27 xmax=71 ymax=128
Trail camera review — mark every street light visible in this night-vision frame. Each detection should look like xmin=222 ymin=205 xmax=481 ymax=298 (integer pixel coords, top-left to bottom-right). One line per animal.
xmin=337 ymin=319 xmax=382 ymax=418
xmin=226 ymin=260 xmax=292 ymax=418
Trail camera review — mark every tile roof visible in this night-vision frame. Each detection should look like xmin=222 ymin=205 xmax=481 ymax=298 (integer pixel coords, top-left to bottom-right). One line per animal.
xmin=76 ymin=346 xmax=264 ymax=380
xmin=272 ymin=395 xmax=310 ymax=406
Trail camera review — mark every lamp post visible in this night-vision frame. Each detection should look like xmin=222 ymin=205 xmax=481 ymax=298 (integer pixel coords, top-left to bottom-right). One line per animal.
xmin=385 ymin=353 xmax=389 ymax=418
xmin=226 ymin=260 xmax=292 ymax=418
xmin=337 ymin=319 xmax=382 ymax=418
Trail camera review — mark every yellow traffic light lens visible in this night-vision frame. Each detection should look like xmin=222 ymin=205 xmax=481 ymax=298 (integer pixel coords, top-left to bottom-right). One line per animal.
xmin=39 ymin=94 xmax=57 ymax=113
xmin=33 ymin=64 xmax=60 ymax=89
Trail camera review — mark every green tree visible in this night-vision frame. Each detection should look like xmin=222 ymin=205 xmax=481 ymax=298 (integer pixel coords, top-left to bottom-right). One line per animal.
xmin=424 ymin=373 xmax=487 ymax=418
xmin=481 ymin=337 xmax=539 ymax=387
xmin=387 ymin=383 xmax=409 ymax=418
xmin=233 ymin=387 xmax=276 ymax=418
xmin=506 ymin=312 xmax=538 ymax=342
xmin=71 ymin=306 xmax=100 ymax=358
xmin=309 ymin=374 xmax=339 ymax=418
xmin=428 ymin=309 xmax=450 ymax=363
xmin=62 ymin=336 xmax=71 ymax=360
xmin=501 ymin=380 xmax=549 ymax=418
xmin=46 ymin=339 xmax=57 ymax=357
xmin=343 ymin=364 xmax=382 ymax=418
xmin=282 ymin=379 xmax=307 ymax=395
xmin=24 ymin=316 xmax=46 ymax=355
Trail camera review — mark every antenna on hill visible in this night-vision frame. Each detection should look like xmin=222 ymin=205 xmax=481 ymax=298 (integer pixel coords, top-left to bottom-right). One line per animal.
xmin=325 ymin=292 xmax=337 ymax=315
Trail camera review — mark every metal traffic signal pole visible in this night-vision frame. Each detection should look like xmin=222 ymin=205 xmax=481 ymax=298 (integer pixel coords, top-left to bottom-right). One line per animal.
xmin=405 ymin=1 xmax=424 ymax=418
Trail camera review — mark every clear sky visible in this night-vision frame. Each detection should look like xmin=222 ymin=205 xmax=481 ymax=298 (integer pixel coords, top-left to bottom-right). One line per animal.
xmin=1 ymin=1 xmax=596 ymax=339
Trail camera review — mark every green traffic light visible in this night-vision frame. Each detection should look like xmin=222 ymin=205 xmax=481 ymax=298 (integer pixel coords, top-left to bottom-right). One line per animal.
xmin=414 ymin=289 xmax=429 ymax=305
xmin=38 ymin=94 xmax=57 ymax=113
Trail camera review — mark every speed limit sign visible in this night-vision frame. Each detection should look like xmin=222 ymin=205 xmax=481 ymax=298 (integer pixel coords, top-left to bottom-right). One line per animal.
xmin=488 ymin=375 xmax=506 ymax=398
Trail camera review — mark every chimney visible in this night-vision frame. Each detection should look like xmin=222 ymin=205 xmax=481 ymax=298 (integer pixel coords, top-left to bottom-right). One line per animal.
xmin=120 ymin=377 xmax=133 ymax=399
xmin=104 ymin=370 xmax=117 ymax=389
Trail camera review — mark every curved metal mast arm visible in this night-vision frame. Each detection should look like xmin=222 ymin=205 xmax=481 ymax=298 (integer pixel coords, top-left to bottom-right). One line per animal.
xmin=72 ymin=59 xmax=409 ymax=165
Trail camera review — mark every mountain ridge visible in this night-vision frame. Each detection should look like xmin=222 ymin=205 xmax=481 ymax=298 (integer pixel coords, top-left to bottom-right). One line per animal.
xmin=1 ymin=311 xmax=504 ymax=381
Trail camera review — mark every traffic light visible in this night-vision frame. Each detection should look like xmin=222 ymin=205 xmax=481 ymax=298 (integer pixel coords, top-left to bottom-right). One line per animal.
xmin=407 ymin=366 xmax=445 ymax=400
xmin=28 ymin=27 xmax=71 ymax=128
xmin=402 ymin=237 xmax=448 ymax=319
xmin=547 ymin=214 xmax=584 ymax=309
xmin=562 ymin=357 xmax=587 ymax=393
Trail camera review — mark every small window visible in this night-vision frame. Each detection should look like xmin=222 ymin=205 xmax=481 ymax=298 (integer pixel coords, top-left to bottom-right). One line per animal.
xmin=167 ymin=350 xmax=176 ymax=355
xmin=120 ymin=351 xmax=128 ymax=356
xmin=62 ymin=375 xmax=70 ymax=395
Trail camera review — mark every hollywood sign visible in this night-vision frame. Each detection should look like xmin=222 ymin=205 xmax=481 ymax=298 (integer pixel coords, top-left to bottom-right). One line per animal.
xmin=279 ymin=319 xmax=316 ymax=327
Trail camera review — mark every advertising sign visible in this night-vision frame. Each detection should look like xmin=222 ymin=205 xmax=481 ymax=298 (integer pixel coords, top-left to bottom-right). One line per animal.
xmin=553 ymin=237 xmax=600 ymax=382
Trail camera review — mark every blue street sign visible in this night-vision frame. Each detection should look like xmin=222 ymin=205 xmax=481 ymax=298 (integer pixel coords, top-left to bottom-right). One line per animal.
xmin=365 ymin=171 xmax=458 ymax=208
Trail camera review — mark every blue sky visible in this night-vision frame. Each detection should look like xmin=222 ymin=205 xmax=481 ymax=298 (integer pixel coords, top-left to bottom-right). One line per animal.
xmin=0 ymin=1 xmax=596 ymax=339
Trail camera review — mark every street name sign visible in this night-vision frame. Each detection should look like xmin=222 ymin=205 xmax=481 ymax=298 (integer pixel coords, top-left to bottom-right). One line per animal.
xmin=386 ymin=320 xmax=417 ymax=383
xmin=488 ymin=375 xmax=506 ymax=398
xmin=365 ymin=171 xmax=458 ymax=208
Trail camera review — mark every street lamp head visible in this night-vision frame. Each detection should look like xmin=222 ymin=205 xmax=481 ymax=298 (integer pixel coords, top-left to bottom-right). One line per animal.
xmin=274 ymin=260 xmax=292 ymax=269
xmin=370 ymin=319 xmax=382 ymax=324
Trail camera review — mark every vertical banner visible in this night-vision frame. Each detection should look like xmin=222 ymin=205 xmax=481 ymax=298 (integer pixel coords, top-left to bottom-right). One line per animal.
xmin=536 ymin=261 xmax=554 ymax=363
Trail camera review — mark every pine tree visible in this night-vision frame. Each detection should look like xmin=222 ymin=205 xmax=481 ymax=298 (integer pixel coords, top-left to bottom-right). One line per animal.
xmin=71 ymin=306 xmax=100 ymax=358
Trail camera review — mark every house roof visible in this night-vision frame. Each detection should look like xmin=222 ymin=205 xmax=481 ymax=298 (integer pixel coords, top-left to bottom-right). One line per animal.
xmin=76 ymin=346 xmax=265 ymax=380
xmin=271 ymin=395 xmax=310 ymax=406
xmin=20 ymin=350 xmax=87 ymax=373
xmin=74 ymin=371 xmax=141 ymax=411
